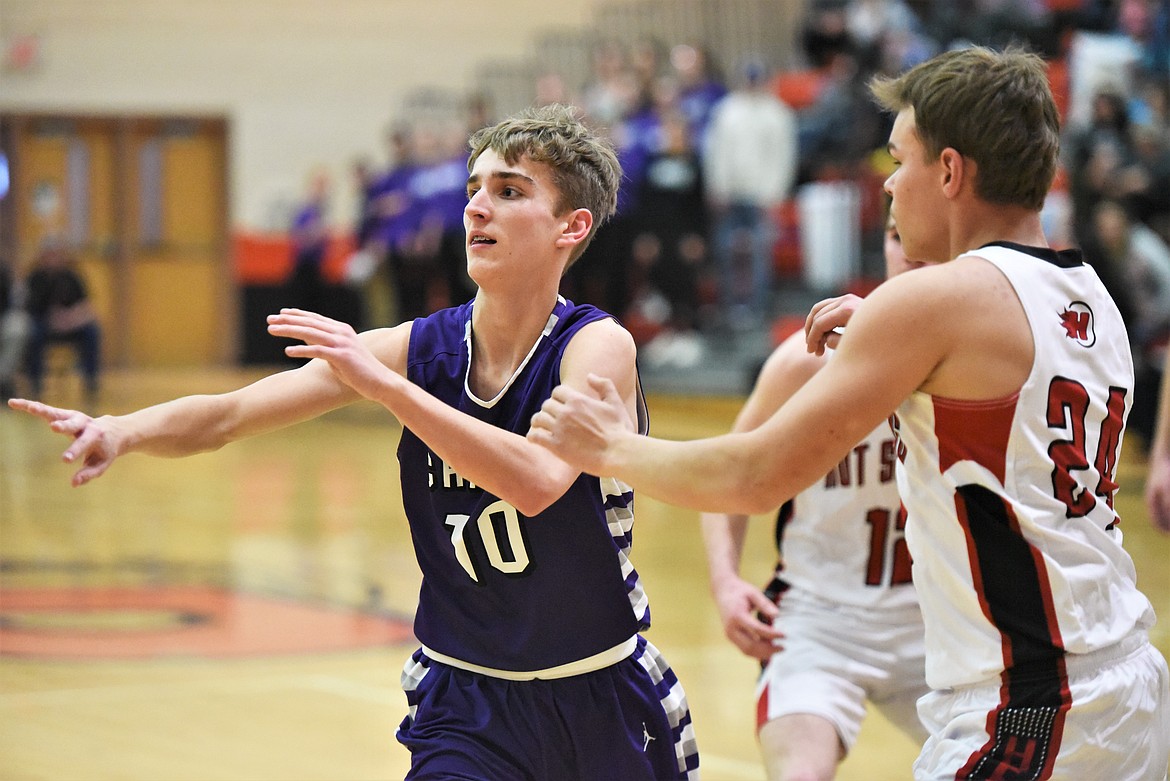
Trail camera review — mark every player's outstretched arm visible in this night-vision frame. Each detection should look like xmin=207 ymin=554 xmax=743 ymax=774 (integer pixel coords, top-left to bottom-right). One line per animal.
xmin=529 ymin=369 xmax=845 ymax=515
xmin=8 ymin=354 xmax=361 ymax=487
xmin=530 ymin=269 xmax=950 ymax=514
xmin=267 ymin=309 xmax=410 ymax=403
xmin=268 ymin=308 xmax=639 ymax=518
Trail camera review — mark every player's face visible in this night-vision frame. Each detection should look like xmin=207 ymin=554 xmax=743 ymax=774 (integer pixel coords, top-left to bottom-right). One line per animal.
xmin=464 ymin=149 xmax=571 ymax=286
xmin=883 ymin=108 xmax=948 ymax=264
xmin=883 ymin=218 xmax=925 ymax=279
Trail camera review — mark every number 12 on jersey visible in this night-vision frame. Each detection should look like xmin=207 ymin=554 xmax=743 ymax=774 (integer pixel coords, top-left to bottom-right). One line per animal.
xmin=865 ymin=506 xmax=913 ymax=587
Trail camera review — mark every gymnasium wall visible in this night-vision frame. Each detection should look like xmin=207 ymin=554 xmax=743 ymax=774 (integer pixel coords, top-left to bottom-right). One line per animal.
xmin=0 ymin=0 xmax=806 ymax=368
xmin=0 ymin=0 xmax=605 ymax=232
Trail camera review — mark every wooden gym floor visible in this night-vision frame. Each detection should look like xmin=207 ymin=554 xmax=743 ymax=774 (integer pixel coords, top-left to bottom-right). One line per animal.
xmin=2 ymin=367 xmax=1168 ymax=781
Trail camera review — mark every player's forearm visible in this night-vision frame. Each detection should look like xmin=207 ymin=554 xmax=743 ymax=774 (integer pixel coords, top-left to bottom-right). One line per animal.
xmin=602 ymin=431 xmax=784 ymax=515
xmin=112 ymin=394 xmax=240 ymax=458
xmin=700 ymin=511 xmax=750 ymax=588
xmin=113 ymin=370 xmax=340 ymax=458
xmin=376 ymin=379 xmax=575 ymax=516
xmin=1151 ymin=352 xmax=1170 ymax=461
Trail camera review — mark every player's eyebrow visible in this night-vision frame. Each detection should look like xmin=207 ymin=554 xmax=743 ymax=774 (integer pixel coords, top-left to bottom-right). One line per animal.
xmin=466 ymin=170 xmax=537 ymax=190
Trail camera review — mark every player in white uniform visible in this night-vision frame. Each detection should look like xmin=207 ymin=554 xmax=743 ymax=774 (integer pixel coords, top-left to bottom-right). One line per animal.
xmin=531 ymin=46 xmax=1170 ymax=780
xmin=894 ymin=240 xmax=1163 ymax=778
xmin=703 ymin=216 xmax=928 ymax=781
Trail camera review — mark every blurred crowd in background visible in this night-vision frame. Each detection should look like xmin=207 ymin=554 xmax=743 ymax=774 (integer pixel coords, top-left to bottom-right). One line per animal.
xmin=9 ymin=1 xmax=1164 ymax=442
xmin=305 ymin=0 xmax=1167 ymax=406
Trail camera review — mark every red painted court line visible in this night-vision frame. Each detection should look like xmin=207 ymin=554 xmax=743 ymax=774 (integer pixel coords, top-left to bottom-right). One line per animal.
xmin=0 ymin=586 xmax=415 ymax=659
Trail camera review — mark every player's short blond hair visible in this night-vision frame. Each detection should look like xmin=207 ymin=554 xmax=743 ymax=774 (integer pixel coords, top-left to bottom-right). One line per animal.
xmin=468 ymin=103 xmax=622 ymax=266
xmin=870 ymin=46 xmax=1060 ymax=211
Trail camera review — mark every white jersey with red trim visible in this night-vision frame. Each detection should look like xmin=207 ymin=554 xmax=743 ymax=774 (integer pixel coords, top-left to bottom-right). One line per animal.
xmin=778 ymin=419 xmax=919 ymax=611
xmin=895 ymin=243 xmax=1157 ymax=690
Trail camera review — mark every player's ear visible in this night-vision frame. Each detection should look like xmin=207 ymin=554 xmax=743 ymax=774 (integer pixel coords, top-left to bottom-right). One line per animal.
xmin=939 ymin=147 xmax=966 ymax=198
xmin=557 ymin=208 xmax=593 ymax=249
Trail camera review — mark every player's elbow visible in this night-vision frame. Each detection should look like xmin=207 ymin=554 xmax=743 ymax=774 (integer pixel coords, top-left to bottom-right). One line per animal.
xmin=510 ymin=475 xmax=574 ymax=517
xmin=207 ymin=412 xmax=245 ymax=451
xmin=512 ymin=493 xmax=557 ymax=518
xmin=735 ymin=461 xmax=789 ymax=515
xmin=737 ymin=486 xmax=783 ymax=516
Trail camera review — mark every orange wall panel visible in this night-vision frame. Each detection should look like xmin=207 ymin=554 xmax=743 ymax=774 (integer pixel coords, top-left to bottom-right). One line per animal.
xmin=233 ymin=232 xmax=355 ymax=285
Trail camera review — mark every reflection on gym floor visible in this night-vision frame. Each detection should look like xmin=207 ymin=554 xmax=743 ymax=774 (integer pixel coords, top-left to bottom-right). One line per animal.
xmin=2 ymin=368 xmax=1167 ymax=781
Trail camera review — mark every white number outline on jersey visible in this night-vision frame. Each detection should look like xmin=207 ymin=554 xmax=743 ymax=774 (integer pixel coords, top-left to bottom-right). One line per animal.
xmin=444 ymin=500 xmax=532 ymax=582
xmin=1046 ymin=378 xmax=1126 ymax=524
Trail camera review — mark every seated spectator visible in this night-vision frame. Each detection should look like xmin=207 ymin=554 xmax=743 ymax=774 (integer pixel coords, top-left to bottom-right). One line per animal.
xmin=704 ymin=56 xmax=798 ymax=331
xmin=629 ymin=109 xmax=709 ymax=366
xmin=1065 ymin=88 xmax=1139 ymax=249
xmin=24 ymin=242 xmax=101 ymax=401
xmin=397 ymin=122 xmax=471 ymax=320
xmin=1093 ymin=198 xmax=1170 ymax=445
xmin=288 ymin=167 xmax=331 ymax=313
xmin=670 ymin=42 xmax=727 ymax=152
xmin=361 ymin=123 xmax=420 ymax=327
xmin=1118 ymin=121 xmax=1170 ymax=235
xmin=0 ymin=258 xmax=31 ymax=402
xmin=577 ymin=38 xmax=637 ymax=133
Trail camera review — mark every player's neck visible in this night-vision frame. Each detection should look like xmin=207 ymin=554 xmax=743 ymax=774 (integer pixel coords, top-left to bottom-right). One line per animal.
xmin=469 ymin=290 xmax=560 ymax=384
xmin=952 ymin=205 xmax=1047 ymax=259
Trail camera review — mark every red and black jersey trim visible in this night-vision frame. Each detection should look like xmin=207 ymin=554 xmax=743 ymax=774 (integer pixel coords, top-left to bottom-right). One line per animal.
xmin=953 ymin=484 xmax=1071 ymax=780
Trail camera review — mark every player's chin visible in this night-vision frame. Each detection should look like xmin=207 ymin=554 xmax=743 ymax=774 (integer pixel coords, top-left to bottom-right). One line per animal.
xmin=465 ymin=246 xmax=493 ymax=266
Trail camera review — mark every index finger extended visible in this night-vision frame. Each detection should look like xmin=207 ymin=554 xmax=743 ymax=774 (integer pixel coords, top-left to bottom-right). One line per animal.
xmin=7 ymin=398 xmax=77 ymax=424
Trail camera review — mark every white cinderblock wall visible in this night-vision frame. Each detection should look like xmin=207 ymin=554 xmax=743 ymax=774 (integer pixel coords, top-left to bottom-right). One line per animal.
xmin=0 ymin=0 xmax=605 ymax=231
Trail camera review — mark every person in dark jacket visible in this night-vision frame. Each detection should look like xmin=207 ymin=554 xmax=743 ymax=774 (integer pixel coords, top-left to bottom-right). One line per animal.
xmin=24 ymin=242 xmax=101 ymax=400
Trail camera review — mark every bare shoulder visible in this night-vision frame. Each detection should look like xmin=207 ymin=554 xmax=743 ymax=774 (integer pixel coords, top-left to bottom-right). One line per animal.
xmin=939 ymin=253 xmax=1023 ymax=294
xmin=871 ymin=255 xmax=1007 ymax=304
xmin=859 ymin=255 xmax=1031 ymax=399
xmin=856 ymin=256 xmax=1022 ymax=341
xmin=556 ymin=316 xmax=637 ymax=390
xmin=359 ymin=320 xmax=413 ymax=376
xmin=564 ymin=317 xmax=636 ymax=365
xmin=897 ymin=255 xmax=1027 ymax=329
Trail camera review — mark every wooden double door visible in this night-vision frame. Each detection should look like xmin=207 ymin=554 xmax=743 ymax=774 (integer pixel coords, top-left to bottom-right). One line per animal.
xmin=0 ymin=113 xmax=233 ymax=367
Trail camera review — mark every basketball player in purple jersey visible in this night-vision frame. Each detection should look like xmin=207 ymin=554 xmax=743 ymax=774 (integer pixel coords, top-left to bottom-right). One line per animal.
xmin=531 ymin=47 xmax=1169 ymax=780
xmin=11 ymin=104 xmax=699 ymax=780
